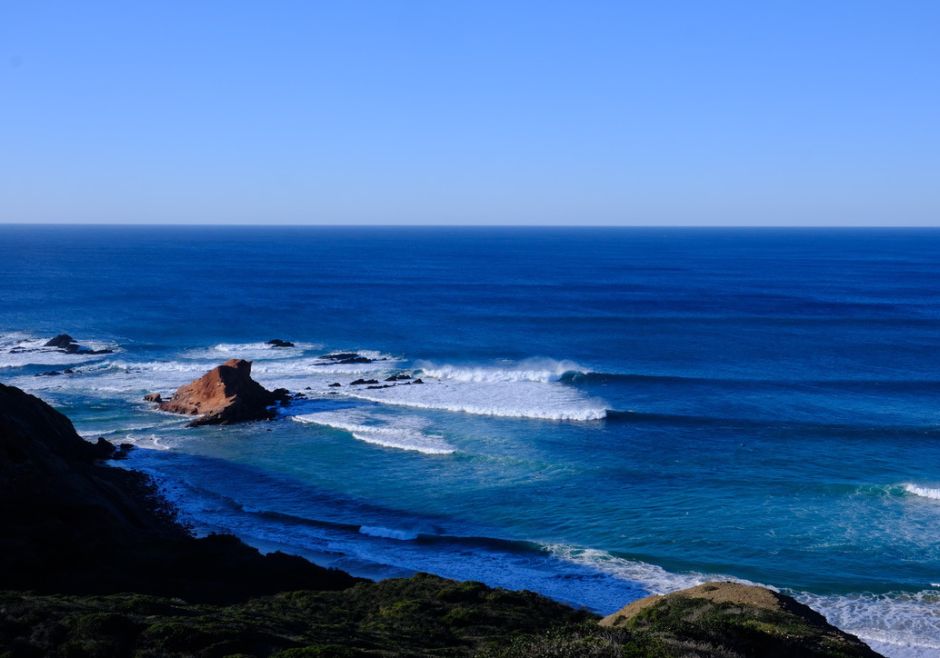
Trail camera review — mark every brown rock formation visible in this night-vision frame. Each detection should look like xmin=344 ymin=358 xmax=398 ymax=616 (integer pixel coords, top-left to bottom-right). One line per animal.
xmin=159 ymin=359 xmax=288 ymax=426
xmin=143 ymin=392 xmax=162 ymax=403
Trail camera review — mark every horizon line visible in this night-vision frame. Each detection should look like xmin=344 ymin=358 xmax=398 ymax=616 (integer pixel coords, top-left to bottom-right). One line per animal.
xmin=1 ymin=222 xmax=939 ymax=229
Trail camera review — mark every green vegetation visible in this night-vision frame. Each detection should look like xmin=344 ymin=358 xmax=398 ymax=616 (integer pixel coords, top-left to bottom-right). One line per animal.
xmin=0 ymin=577 xmax=880 ymax=658
xmin=0 ymin=574 xmax=590 ymax=657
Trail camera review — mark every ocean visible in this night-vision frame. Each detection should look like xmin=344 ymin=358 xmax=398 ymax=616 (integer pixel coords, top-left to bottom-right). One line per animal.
xmin=1 ymin=225 xmax=938 ymax=656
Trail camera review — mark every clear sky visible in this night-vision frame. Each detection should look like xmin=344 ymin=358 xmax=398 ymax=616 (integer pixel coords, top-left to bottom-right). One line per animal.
xmin=2 ymin=1 xmax=938 ymax=226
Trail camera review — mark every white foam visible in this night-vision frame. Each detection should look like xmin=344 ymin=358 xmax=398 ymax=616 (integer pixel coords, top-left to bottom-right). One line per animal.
xmin=416 ymin=358 xmax=584 ymax=384
xmin=182 ymin=341 xmax=320 ymax=361
xmin=360 ymin=526 xmax=421 ymax=541
xmin=0 ymin=332 xmax=119 ymax=369
xmin=253 ymin=356 xmax=398 ymax=379
xmin=10 ymin=359 xmax=212 ymax=399
xmin=546 ymin=542 xmax=939 ymax=658
xmin=113 ymin=433 xmax=178 ymax=451
xmin=345 ymin=374 xmax=607 ymax=421
xmin=799 ymin=590 xmax=940 ymax=658
xmin=903 ymin=483 xmax=940 ymax=501
xmin=543 ymin=543 xmax=726 ymax=594
xmin=76 ymin=417 xmax=189 ymax=438
xmin=293 ymin=410 xmax=455 ymax=455
xmin=6 ymin=339 xmax=604 ymax=423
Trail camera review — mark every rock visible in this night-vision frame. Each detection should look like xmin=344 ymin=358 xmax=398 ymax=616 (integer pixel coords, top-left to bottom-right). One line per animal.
xmin=349 ymin=378 xmax=379 ymax=386
xmin=329 ymin=382 xmax=342 ymax=387
xmin=411 ymin=378 xmax=424 ymax=384
xmin=44 ymin=334 xmax=78 ymax=351
xmin=266 ymin=339 xmax=294 ymax=348
xmin=37 ymin=370 xmax=61 ymax=377
xmin=320 ymin=352 xmax=373 ymax=364
xmin=43 ymin=334 xmax=112 ymax=355
xmin=271 ymin=388 xmax=291 ymax=405
xmin=600 ymin=581 xmax=881 ymax=657
xmin=385 ymin=373 xmax=412 ymax=381
xmin=366 ymin=384 xmax=393 ymax=389
xmin=143 ymin=392 xmax=163 ymax=403
xmin=158 ymin=359 xmax=284 ymax=426
xmin=90 ymin=437 xmax=118 ymax=460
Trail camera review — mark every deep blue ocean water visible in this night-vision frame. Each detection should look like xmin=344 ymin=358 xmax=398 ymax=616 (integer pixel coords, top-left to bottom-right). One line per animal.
xmin=2 ymin=226 xmax=939 ymax=656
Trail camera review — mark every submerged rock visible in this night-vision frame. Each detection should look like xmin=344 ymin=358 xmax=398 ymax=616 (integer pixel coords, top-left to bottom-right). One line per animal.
xmin=159 ymin=359 xmax=285 ymax=426
xmin=266 ymin=338 xmax=294 ymax=348
xmin=328 ymin=382 xmax=342 ymax=387
xmin=385 ymin=373 xmax=412 ymax=381
xmin=43 ymin=333 xmax=113 ymax=355
xmin=320 ymin=352 xmax=374 ymax=364
xmin=143 ymin=392 xmax=162 ymax=403
xmin=349 ymin=378 xmax=379 ymax=386
xmin=44 ymin=334 xmax=78 ymax=351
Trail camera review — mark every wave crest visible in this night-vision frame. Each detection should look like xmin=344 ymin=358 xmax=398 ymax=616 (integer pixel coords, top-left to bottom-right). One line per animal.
xmin=417 ymin=358 xmax=585 ymax=384
xmin=903 ymin=483 xmax=940 ymax=501
xmin=293 ymin=411 xmax=455 ymax=455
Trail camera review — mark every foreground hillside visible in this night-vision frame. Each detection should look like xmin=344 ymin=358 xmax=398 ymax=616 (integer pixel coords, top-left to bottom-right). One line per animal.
xmin=0 ymin=382 xmax=880 ymax=657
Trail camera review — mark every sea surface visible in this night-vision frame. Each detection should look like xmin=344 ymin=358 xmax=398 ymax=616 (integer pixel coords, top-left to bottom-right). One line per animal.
xmin=2 ymin=226 xmax=939 ymax=656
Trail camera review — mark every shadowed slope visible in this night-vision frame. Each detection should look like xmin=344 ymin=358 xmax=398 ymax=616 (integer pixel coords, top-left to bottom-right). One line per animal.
xmin=0 ymin=382 xmax=355 ymax=601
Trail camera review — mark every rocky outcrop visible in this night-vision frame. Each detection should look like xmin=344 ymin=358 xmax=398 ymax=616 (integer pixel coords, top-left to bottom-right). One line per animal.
xmin=266 ymin=339 xmax=294 ymax=348
xmin=320 ymin=352 xmax=374 ymax=364
xmin=597 ymin=581 xmax=880 ymax=657
xmin=44 ymin=334 xmax=79 ymax=350
xmin=158 ymin=359 xmax=288 ymax=426
xmin=0 ymin=382 xmax=357 ymax=602
xmin=43 ymin=333 xmax=112 ymax=355
xmin=143 ymin=392 xmax=162 ymax=403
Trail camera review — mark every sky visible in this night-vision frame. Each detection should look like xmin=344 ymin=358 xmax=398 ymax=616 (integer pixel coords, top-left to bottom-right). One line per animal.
xmin=1 ymin=1 xmax=938 ymax=226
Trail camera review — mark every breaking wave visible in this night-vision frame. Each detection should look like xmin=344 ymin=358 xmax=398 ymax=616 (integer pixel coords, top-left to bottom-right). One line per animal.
xmin=903 ymin=483 xmax=940 ymax=501
xmin=416 ymin=359 xmax=584 ymax=383
xmin=293 ymin=410 xmax=455 ymax=455
xmin=343 ymin=359 xmax=607 ymax=421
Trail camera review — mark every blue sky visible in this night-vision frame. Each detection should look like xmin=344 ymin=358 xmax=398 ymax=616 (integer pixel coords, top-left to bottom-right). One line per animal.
xmin=1 ymin=1 xmax=938 ymax=225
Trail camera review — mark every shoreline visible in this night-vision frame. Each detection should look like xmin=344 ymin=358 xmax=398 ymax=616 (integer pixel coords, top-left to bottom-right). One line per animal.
xmin=0 ymin=380 xmax=883 ymax=656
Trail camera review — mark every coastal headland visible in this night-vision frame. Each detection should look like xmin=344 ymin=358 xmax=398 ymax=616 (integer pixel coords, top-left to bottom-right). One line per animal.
xmin=0 ymin=370 xmax=881 ymax=657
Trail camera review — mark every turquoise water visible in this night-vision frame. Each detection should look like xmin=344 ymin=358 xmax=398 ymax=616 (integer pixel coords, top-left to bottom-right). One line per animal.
xmin=1 ymin=226 xmax=939 ymax=655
